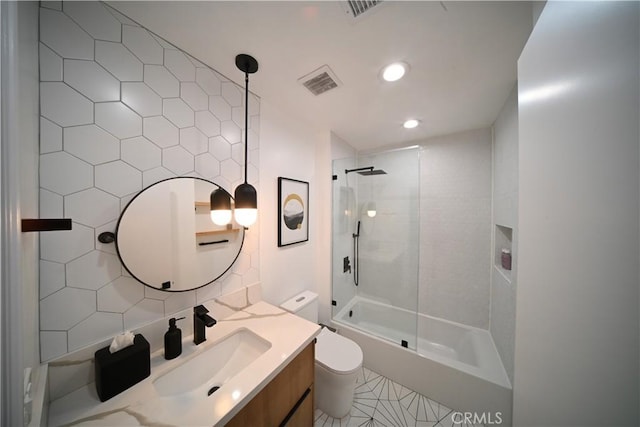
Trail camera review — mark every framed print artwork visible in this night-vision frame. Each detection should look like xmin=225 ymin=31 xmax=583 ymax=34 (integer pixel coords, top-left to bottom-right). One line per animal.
xmin=278 ymin=177 xmax=309 ymax=247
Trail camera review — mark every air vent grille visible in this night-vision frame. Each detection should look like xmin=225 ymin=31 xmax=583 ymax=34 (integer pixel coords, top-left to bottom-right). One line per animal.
xmin=345 ymin=0 xmax=382 ymax=18
xmin=298 ymin=65 xmax=342 ymax=96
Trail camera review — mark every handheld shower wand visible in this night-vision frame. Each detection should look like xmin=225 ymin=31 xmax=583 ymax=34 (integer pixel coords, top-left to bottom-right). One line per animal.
xmin=352 ymin=220 xmax=361 ymax=286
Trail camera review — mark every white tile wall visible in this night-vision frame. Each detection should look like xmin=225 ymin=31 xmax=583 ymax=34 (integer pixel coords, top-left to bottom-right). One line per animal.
xmin=64 ymin=125 xmax=120 ymax=164
xmin=95 ymin=160 xmax=142 ymax=197
xmin=122 ymin=25 xmax=163 ymax=65
xmin=121 ymin=136 xmax=161 ymax=171
xmin=40 ymin=151 xmax=93 ymax=195
xmin=221 ymin=120 xmax=241 ymax=144
xmin=63 ymin=1 xmax=122 ymax=42
xmin=40 ymin=260 xmax=65 ymax=299
xmin=123 ymin=299 xmax=165 ymax=330
xmin=95 ymin=41 xmax=143 ymax=81
xmin=419 ymin=128 xmax=492 ymax=329
xmin=144 ymin=64 xmax=179 ymax=97
xmin=40 ymin=331 xmax=68 ymax=363
xmin=195 ymin=111 xmax=221 ymax=137
xmin=163 ymin=98 xmax=195 ymax=128
xmin=490 ymin=85 xmax=518 ymax=384
xmin=40 ymin=287 xmax=96 ymax=330
xmin=162 ymin=146 xmax=194 ymax=175
xmin=121 ymin=82 xmax=162 ymax=117
xmin=143 ymin=115 xmax=179 ymax=148
xmin=181 ymin=82 xmax=208 ymax=111
xmin=65 ymin=250 xmax=121 ymax=290
xmin=96 ymin=277 xmax=144 ymax=313
xmin=194 ymin=153 xmax=220 ymax=179
xmin=221 ymin=81 xmax=242 ymax=107
xmin=65 ymin=188 xmax=120 ymax=227
xmin=196 ymin=68 xmax=222 ymax=95
xmin=180 ymin=127 xmax=208 ymax=155
xmin=94 ymin=102 xmax=143 ymax=139
xmin=39 ymin=189 xmax=63 ymax=218
xmin=40 ymin=82 xmax=93 ymax=127
xmin=39 ymin=43 xmax=63 ymax=81
xmin=41 ymin=223 xmax=94 ymax=264
xmin=209 ymin=135 xmax=231 ymax=159
xmin=40 ymin=117 xmax=62 ymax=153
xmin=165 ymin=50 xmax=196 ymax=82
xmin=209 ymin=95 xmax=232 ymax=120
xmin=67 ymin=312 xmax=123 ymax=352
xmin=64 ymin=59 xmax=120 ymax=102
xmin=40 ymin=7 xmax=93 ymax=60
xmin=39 ymin=2 xmax=260 ymax=361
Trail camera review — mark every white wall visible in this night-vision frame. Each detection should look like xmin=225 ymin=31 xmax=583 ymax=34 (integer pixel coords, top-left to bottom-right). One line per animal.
xmin=258 ymin=98 xmax=325 ymax=308
xmin=419 ymin=129 xmax=492 ymax=329
xmin=514 ymin=2 xmax=639 ymax=425
xmin=490 ymin=85 xmax=518 ymax=384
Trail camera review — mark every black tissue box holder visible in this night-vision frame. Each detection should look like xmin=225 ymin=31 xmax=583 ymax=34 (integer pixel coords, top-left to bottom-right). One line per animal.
xmin=94 ymin=334 xmax=150 ymax=402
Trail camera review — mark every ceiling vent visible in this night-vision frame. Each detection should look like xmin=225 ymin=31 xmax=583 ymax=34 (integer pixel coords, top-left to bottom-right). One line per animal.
xmin=298 ymin=65 xmax=342 ymax=96
xmin=343 ymin=0 xmax=383 ymax=19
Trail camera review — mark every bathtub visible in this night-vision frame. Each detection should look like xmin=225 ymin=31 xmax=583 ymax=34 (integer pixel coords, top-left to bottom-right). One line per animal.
xmin=333 ymin=297 xmax=513 ymax=424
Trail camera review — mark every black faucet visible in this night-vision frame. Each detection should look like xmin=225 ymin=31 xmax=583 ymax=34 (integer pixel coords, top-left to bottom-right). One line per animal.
xmin=193 ymin=305 xmax=217 ymax=345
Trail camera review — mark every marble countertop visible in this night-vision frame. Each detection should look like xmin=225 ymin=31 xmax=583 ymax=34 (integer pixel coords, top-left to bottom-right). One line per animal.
xmin=48 ymin=301 xmax=321 ymax=426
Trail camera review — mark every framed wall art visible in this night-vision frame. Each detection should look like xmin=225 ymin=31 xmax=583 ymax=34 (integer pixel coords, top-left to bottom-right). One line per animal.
xmin=278 ymin=177 xmax=309 ymax=247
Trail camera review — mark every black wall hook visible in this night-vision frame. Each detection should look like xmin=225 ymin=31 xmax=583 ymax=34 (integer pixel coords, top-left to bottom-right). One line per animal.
xmin=98 ymin=231 xmax=116 ymax=244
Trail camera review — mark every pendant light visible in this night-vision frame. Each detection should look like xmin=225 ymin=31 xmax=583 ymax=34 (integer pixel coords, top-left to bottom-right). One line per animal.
xmin=210 ymin=53 xmax=259 ymax=227
xmin=209 ymin=188 xmax=232 ymax=226
xmin=233 ymin=54 xmax=258 ymax=227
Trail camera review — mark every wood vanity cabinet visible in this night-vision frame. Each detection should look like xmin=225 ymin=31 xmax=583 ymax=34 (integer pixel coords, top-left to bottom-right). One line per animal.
xmin=226 ymin=341 xmax=315 ymax=427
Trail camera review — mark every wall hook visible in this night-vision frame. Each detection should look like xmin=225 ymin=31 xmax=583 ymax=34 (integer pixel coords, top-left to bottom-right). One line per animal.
xmin=98 ymin=232 xmax=116 ymax=244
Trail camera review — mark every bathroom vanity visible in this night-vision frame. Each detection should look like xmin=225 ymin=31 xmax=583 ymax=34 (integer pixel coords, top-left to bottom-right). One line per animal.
xmin=47 ymin=301 xmax=320 ymax=426
xmin=226 ymin=341 xmax=314 ymax=426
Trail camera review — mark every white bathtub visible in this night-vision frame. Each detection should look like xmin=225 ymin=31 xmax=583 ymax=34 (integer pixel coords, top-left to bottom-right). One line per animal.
xmin=333 ymin=297 xmax=513 ymax=424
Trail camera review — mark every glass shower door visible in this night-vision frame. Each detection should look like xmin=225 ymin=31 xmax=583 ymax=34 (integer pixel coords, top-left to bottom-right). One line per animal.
xmin=331 ymin=147 xmax=420 ymax=349
xmin=331 ymin=157 xmax=357 ymax=319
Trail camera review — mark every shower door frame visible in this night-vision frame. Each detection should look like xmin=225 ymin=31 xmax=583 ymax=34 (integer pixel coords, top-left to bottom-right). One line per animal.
xmin=331 ymin=146 xmax=421 ymax=349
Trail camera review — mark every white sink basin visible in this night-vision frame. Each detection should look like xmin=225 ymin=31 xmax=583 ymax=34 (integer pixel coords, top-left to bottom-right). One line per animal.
xmin=153 ymin=328 xmax=271 ymax=397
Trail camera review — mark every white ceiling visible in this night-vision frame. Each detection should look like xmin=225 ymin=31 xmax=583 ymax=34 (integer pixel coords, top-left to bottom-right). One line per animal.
xmin=109 ymin=1 xmax=533 ymax=152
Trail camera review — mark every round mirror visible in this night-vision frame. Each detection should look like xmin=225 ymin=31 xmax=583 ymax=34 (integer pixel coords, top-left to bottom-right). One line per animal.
xmin=115 ymin=177 xmax=244 ymax=292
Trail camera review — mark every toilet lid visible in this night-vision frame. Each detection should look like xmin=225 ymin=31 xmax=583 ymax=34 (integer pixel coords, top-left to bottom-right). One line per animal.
xmin=315 ymin=328 xmax=363 ymax=374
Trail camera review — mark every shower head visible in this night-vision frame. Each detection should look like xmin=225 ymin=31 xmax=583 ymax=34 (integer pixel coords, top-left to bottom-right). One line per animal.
xmin=357 ymin=169 xmax=387 ymax=176
xmin=345 ymin=166 xmax=387 ymax=176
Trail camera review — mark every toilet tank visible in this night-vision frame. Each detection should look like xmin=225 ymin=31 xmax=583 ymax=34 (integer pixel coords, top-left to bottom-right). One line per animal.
xmin=280 ymin=291 xmax=318 ymax=323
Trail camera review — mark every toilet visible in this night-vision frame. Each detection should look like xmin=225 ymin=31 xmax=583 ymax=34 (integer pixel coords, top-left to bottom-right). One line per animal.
xmin=280 ymin=291 xmax=363 ymax=419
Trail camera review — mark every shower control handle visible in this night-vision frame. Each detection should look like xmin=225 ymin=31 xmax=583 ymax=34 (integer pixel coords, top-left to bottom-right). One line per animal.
xmin=343 ymin=256 xmax=351 ymax=273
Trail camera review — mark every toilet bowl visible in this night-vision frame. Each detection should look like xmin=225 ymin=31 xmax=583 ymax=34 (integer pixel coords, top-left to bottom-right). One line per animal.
xmin=280 ymin=291 xmax=363 ymax=418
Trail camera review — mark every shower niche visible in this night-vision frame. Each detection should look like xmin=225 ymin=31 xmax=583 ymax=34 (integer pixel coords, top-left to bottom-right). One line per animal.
xmin=494 ymin=224 xmax=513 ymax=282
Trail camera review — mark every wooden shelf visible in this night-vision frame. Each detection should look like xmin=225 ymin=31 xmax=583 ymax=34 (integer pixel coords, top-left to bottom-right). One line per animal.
xmin=195 ymin=201 xmax=210 ymax=207
xmin=196 ymin=228 xmax=240 ymax=237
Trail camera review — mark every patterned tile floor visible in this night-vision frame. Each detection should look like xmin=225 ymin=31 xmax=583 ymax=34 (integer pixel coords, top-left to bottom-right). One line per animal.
xmin=314 ymin=367 xmax=479 ymax=427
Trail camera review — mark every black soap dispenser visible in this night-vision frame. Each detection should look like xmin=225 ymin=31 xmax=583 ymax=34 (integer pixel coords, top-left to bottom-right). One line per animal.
xmin=164 ymin=317 xmax=184 ymax=360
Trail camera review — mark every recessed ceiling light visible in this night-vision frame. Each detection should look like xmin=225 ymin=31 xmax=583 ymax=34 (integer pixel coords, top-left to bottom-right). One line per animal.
xmin=403 ymin=119 xmax=419 ymax=129
xmin=381 ymin=62 xmax=409 ymax=82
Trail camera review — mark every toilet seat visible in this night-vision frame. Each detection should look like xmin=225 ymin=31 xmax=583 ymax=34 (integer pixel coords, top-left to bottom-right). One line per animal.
xmin=315 ymin=328 xmax=363 ymax=375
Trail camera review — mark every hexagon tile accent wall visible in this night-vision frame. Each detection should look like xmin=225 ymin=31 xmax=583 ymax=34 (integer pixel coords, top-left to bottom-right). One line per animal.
xmin=38 ymin=1 xmax=260 ymax=362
